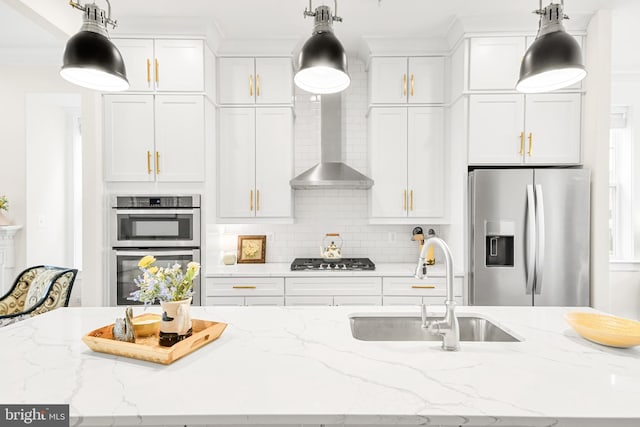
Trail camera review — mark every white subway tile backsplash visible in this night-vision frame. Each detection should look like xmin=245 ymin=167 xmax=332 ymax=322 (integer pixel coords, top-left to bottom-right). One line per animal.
xmin=210 ymin=57 xmax=446 ymax=265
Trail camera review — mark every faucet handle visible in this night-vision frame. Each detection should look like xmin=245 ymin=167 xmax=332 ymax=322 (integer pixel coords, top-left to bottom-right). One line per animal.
xmin=421 ymin=303 xmax=429 ymax=328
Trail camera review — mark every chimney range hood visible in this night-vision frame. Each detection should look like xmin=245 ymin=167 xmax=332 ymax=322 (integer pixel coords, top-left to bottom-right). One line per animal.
xmin=290 ymin=94 xmax=373 ymax=190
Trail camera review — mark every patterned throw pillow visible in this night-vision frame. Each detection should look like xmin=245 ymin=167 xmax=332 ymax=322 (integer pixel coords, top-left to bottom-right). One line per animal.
xmin=23 ymin=269 xmax=60 ymax=311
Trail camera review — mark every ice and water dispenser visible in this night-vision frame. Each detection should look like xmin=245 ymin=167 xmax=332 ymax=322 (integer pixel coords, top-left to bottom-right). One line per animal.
xmin=484 ymin=221 xmax=514 ymax=267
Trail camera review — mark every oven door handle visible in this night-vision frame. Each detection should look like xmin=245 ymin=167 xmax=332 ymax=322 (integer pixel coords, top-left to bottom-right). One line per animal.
xmin=113 ymin=249 xmax=198 ymax=257
xmin=114 ymin=209 xmax=198 ymax=216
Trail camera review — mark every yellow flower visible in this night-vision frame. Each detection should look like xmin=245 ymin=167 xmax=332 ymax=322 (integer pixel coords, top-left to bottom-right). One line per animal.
xmin=138 ymin=255 xmax=156 ymax=268
xmin=148 ymin=266 xmax=159 ymax=275
xmin=187 ymin=262 xmax=200 ymax=275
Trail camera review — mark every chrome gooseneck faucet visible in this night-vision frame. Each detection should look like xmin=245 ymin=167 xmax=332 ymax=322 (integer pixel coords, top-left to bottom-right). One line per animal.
xmin=415 ymin=236 xmax=460 ymax=351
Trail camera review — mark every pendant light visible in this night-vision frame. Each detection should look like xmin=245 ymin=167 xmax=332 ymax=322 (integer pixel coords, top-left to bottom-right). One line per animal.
xmin=516 ymin=0 xmax=586 ymax=93
xmin=60 ymin=0 xmax=129 ymax=92
xmin=295 ymin=0 xmax=350 ymax=94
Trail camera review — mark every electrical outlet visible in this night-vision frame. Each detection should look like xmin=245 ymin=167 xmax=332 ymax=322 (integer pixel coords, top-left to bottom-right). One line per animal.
xmin=388 ymin=232 xmax=396 ymax=243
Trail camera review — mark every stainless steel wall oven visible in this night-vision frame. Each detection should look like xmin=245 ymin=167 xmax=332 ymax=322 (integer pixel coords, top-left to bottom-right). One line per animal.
xmin=110 ymin=195 xmax=201 ymax=306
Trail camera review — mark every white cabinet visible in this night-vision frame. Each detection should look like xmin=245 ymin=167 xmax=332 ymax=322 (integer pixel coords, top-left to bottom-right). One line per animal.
xmin=218 ymin=57 xmax=292 ymax=105
xmin=104 ymin=95 xmax=205 ymax=182
xmin=285 ymin=277 xmax=383 ymax=306
xmin=469 ymin=37 xmax=525 ymax=91
xmin=113 ymin=38 xmax=204 ymax=92
xmin=382 ymin=277 xmax=463 ymax=306
xmin=369 ymin=56 xmax=444 ymax=104
xmin=468 ymin=93 xmax=581 ymax=165
xmin=218 ymin=107 xmax=293 ymax=219
xmin=205 ymin=277 xmax=285 ymax=306
xmin=369 ymin=107 xmax=445 ymax=222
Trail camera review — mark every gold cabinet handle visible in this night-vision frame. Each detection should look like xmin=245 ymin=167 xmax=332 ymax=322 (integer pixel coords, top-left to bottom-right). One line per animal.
xmin=256 ymin=74 xmax=261 ymax=96
xmin=233 ymin=285 xmax=257 ymax=289
xmin=410 ymin=74 xmax=415 ymax=96
xmin=403 ymin=190 xmax=407 ymax=211
xmin=250 ymin=190 xmax=254 ymax=211
xmin=256 ymin=189 xmax=260 ymax=211
xmin=155 ymin=58 xmax=159 ymax=84
xmin=528 ymin=132 xmax=533 ymax=156
xmin=155 ymin=151 xmax=160 ymax=174
xmin=412 ymin=285 xmax=436 ymax=289
xmin=146 ymin=59 xmax=151 ymax=85
xmin=249 ymin=74 xmax=253 ymax=97
xmin=402 ymin=74 xmax=407 ymax=96
xmin=519 ymin=131 xmax=525 ymax=155
xmin=410 ymin=190 xmax=414 ymax=211
xmin=146 ymin=151 xmax=151 ymax=175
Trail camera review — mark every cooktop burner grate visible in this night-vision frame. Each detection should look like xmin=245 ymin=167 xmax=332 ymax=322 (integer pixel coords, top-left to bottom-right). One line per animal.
xmin=290 ymin=258 xmax=375 ymax=271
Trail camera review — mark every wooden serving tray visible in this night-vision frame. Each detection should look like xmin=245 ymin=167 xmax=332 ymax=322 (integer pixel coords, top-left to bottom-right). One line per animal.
xmin=82 ymin=317 xmax=227 ymax=364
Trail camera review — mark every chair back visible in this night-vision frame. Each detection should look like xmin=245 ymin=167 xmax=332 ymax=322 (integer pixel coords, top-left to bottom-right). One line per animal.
xmin=0 ymin=266 xmax=78 ymax=318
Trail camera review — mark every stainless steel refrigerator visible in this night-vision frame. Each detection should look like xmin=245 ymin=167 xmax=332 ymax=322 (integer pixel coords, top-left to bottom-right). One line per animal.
xmin=469 ymin=168 xmax=590 ymax=306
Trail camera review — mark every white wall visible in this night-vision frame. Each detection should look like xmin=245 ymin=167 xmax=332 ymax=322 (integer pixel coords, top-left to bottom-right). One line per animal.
xmin=207 ymin=57 xmax=457 ymax=269
xmin=0 ymin=64 xmax=100 ymax=305
xmin=25 ymin=93 xmax=80 ymax=267
xmin=583 ymin=10 xmax=612 ymax=311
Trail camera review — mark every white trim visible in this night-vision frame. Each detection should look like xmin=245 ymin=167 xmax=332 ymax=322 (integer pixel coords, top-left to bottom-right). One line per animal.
xmin=609 ymin=260 xmax=640 ymax=272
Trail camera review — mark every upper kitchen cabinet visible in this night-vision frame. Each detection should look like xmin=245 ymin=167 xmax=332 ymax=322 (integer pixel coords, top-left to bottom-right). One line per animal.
xmin=218 ymin=57 xmax=293 ymax=105
xmin=368 ymin=57 xmax=444 ymax=105
xmin=468 ymin=37 xmax=525 ymax=91
xmin=369 ymin=107 xmax=446 ymax=223
xmin=468 ymin=35 xmax=584 ymax=92
xmin=113 ymin=38 xmax=204 ymax=92
xmin=104 ymin=95 xmax=205 ymax=182
xmin=468 ymin=93 xmax=581 ymax=165
xmin=218 ymin=107 xmax=293 ymax=221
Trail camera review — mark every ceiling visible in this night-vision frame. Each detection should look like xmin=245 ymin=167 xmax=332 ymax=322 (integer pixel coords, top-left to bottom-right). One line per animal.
xmin=0 ymin=0 xmax=637 ymax=71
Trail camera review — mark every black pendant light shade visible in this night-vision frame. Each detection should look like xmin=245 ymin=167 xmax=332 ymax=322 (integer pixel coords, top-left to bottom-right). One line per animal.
xmin=61 ymin=30 xmax=128 ymax=91
xmin=294 ymin=2 xmax=350 ymax=94
xmin=516 ymin=2 xmax=586 ymax=93
xmin=60 ymin=1 xmax=128 ymax=92
xmin=295 ymin=30 xmax=350 ymax=94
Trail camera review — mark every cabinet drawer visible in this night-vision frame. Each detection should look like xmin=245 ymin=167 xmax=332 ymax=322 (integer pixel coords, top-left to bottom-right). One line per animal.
xmin=334 ymin=295 xmax=382 ymax=306
xmin=285 ymin=277 xmax=382 ymax=296
xmin=206 ymin=277 xmax=284 ymax=296
xmin=205 ymin=296 xmax=244 ymax=306
xmin=423 ymin=296 xmax=463 ymax=306
xmin=245 ymin=296 xmax=284 ymax=306
xmin=285 ymin=296 xmax=333 ymax=306
xmin=383 ymin=295 xmax=463 ymax=306
xmin=383 ymin=296 xmax=422 ymax=306
xmin=383 ymin=277 xmax=463 ymax=296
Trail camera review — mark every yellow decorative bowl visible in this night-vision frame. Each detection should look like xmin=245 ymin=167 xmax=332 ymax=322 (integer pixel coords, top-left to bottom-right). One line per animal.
xmin=132 ymin=313 xmax=161 ymax=337
xmin=565 ymin=312 xmax=640 ymax=348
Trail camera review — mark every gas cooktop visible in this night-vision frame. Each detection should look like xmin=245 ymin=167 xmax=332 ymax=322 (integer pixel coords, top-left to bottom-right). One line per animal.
xmin=291 ymin=258 xmax=375 ymax=271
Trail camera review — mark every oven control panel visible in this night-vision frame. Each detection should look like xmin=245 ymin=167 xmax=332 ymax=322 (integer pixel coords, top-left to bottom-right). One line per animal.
xmin=112 ymin=195 xmax=201 ymax=209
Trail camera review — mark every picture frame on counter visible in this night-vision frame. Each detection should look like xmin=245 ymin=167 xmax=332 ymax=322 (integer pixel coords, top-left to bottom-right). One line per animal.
xmin=237 ymin=235 xmax=266 ymax=264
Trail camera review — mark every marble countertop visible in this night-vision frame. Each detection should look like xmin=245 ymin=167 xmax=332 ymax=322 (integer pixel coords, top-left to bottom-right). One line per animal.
xmin=2 ymin=305 xmax=640 ymax=426
xmin=206 ymin=262 xmax=463 ymax=277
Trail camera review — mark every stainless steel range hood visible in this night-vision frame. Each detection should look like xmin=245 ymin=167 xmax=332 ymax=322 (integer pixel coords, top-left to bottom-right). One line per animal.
xmin=290 ymin=94 xmax=373 ymax=190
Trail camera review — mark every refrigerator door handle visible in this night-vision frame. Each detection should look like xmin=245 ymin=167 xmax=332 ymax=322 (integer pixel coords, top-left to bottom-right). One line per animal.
xmin=535 ymin=184 xmax=545 ymax=295
xmin=526 ymin=185 xmax=536 ymax=295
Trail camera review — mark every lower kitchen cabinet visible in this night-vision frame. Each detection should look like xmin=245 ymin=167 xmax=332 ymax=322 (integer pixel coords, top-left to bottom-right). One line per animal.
xmin=382 ymin=276 xmax=463 ymax=306
xmin=205 ymin=277 xmax=284 ymax=306
xmin=206 ymin=296 xmax=284 ymax=306
xmin=285 ymin=277 xmax=383 ymax=306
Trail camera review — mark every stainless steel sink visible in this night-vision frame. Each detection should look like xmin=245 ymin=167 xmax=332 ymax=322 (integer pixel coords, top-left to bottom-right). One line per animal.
xmin=349 ymin=315 xmax=520 ymax=342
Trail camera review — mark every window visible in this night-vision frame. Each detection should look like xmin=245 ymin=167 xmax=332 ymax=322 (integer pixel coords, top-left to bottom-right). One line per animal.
xmin=609 ymin=106 xmax=633 ymax=260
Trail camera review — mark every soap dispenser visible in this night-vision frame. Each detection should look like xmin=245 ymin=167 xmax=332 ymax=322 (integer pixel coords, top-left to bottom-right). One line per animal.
xmin=426 ymin=228 xmax=436 ymax=265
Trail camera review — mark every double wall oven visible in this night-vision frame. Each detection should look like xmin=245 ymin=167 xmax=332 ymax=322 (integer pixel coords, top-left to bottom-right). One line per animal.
xmin=110 ymin=195 xmax=201 ymax=306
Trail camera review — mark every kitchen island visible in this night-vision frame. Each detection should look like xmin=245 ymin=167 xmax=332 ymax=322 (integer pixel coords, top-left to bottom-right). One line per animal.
xmin=2 ymin=305 xmax=639 ymax=427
